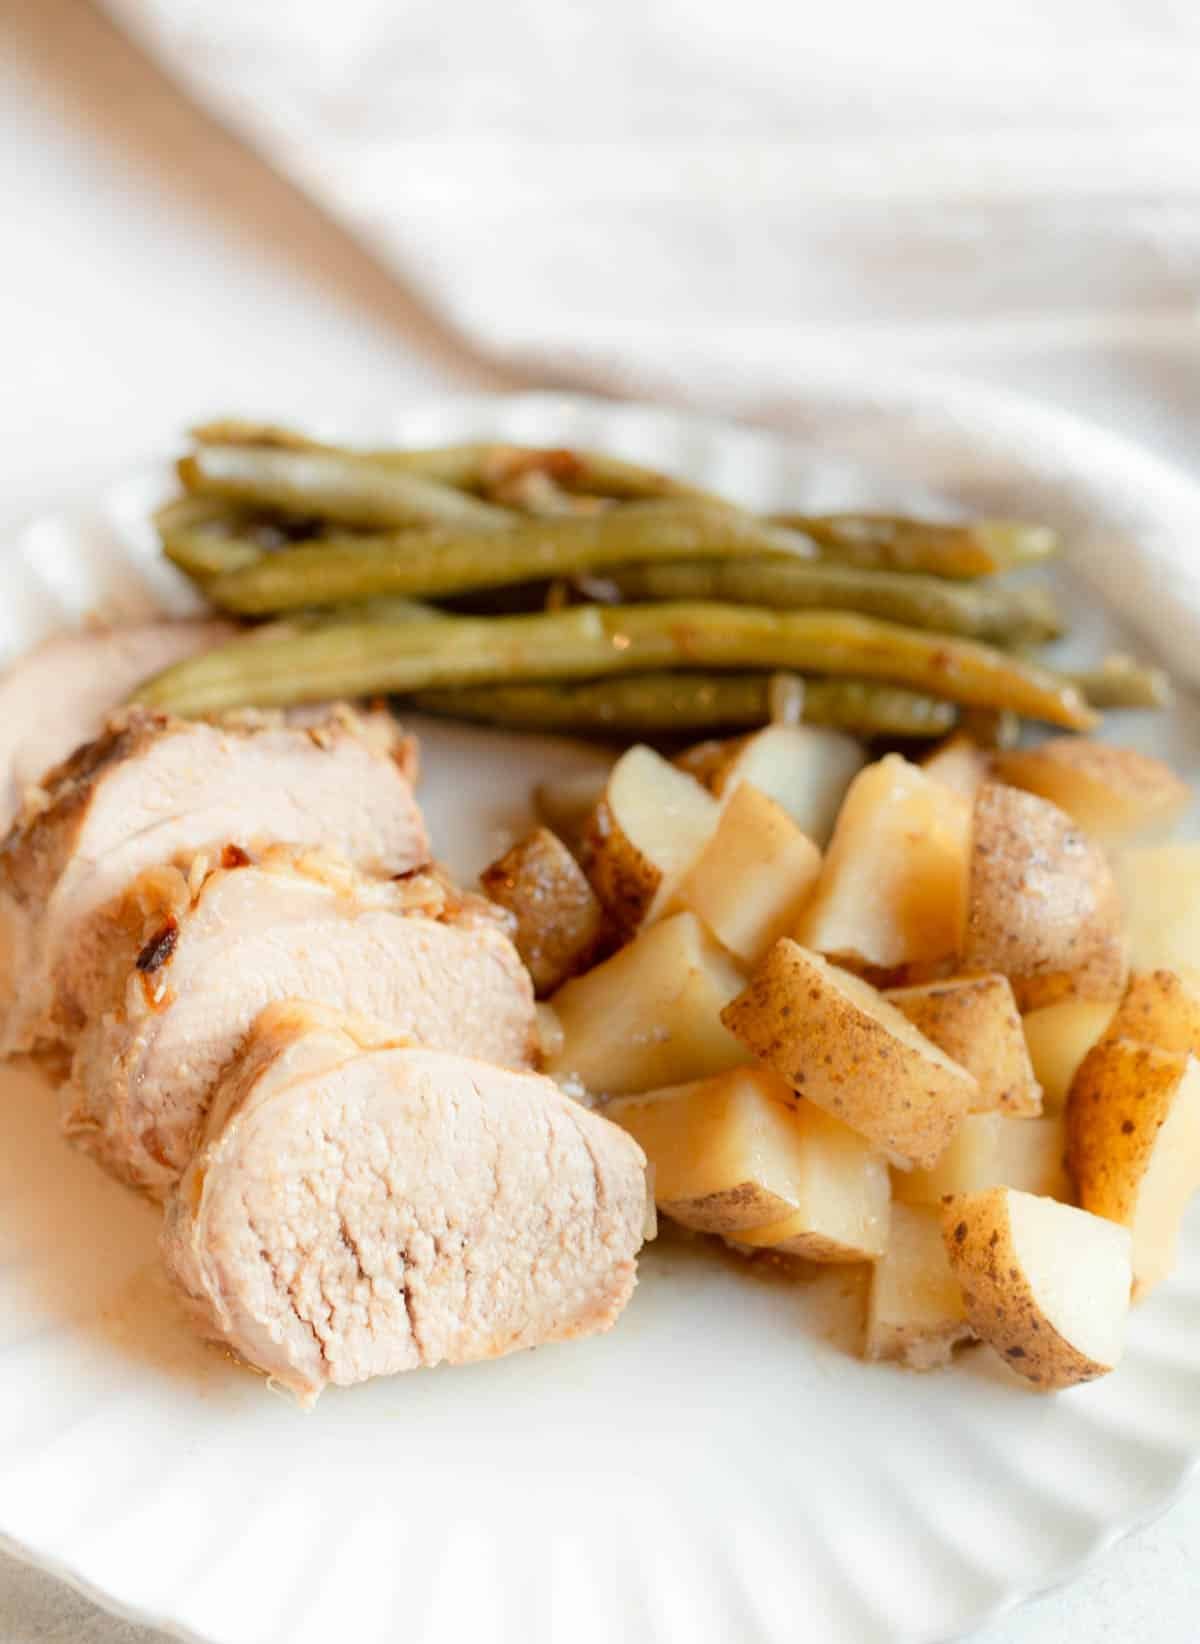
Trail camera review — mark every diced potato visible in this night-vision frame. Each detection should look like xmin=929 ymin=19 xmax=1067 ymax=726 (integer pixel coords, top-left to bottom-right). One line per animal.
xmin=964 ymin=782 xmax=1126 ymax=1011
xmin=1067 ymin=1037 xmax=1200 ymax=1297
xmin=582 ymin=746 xmax=717 ymax=936
xmin=1115 ymin=845 xmax=1200 ymax=985
xmin=480 ymin=826 xmax=606 ymax=995
xmin=608 ymin=1067 xmax=852 ymax=1236
xmin=942 ymin=1188 xmax=1131 ymax=1390
xmin=795 ymin=755 xmax=970 ymax=970
xmin=993 ymin=739 xmax=1190 ymax=848
xmin=864 ymin=1203 xmax=974 ymax=1369
xmin=534 ymin=767 xmax=611 ymax=857
xmin=894 ymin=1114 xmax=1069 ymax=1207
xmin=547 ymin=911 xmax=747 ymax=1096
xmin=667 ymin=783 xmax=821 ymax=967
xmin=728 ymin=1103 xmax=891 ymax=1260
xmin=1103 ymin=969 xmax=1200 ymax=1058
xmin=709 ymin=723 xmax=865 ymax=846
xmin=921 ymin=733 xmax=992 ymax=798
xmin=886 ymin=974 xmax=1041 ymax=1114
xmin=721 ymin=939 xmax=976 ymax=1168
xmin=1021 ymin=999 xmax=1117 ymax=1113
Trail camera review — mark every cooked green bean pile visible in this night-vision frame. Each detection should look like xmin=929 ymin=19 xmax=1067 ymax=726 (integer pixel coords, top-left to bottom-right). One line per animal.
xmin=135 ymin=423 xmax=1168 ymax=739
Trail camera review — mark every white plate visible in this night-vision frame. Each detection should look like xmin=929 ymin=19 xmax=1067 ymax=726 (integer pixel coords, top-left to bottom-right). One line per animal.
xmin=1 ymin=393 xmax=1199 ymax=1644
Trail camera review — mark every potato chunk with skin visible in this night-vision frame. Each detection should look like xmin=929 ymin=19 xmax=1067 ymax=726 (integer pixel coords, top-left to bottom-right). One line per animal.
xmin=667 ymin=783 xmax=821 ymax=967
xmin=796 ymin=755 xmax=971 ymax=971
xmin=609 ymin=1067 xmax=844 ymax=1235
xmin=1103 ymin=969 xmax=1200 ymax=1059
xmin=942 ymin=1188 xmax=1131 ymax=1390
xmin=480 ymin=827 xmax=606 ymax=996
xmin=728 ymin=1103 xmax=890 ymax=1260
xmin=709 ymin=723 xmax=865 ymax=846
xmin=894 ymin=1114 xmax=1069 ymax=1208
xmin=547 ymin=912 xmax=747 ymax=1097
xmin=721 ymin=940 xmax=976 ymax=1168
xmin=1067 ymin=1038 xmax=1200 ymax=1297
xmin=1021 ymin=999 xmax=1117 ymax=1114
xmin=993 ymin=738 xmax=1190 ymax=847
xmin=865 ymin=1203 xmax=974 ymax=1369
xmin=583 ymin=745 xmax=717 ymax=937
xmin=964 ymin=782 xmax=1126 ymax=1011
xmin=1115 ymin=846 xmax=1200 ymax=985
xmin=886 ymin=974 xmax=1041 ymax=1115
xmin=920 ymin=733 xmax=992 ymax=799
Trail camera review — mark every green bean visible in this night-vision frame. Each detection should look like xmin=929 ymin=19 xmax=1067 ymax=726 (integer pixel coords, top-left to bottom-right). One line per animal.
xmin=132 ymin=602 xmax=1096 ymax=728
xmin=1071 ymin=655 xmax=1172 ymax=710
xmin=477 ymin=445 xmax=716 ymax=505
xmin=769 ymin=513 xmax=1061 ymax=578
xmin=202 ymin=503 xmax=814 ymax=614
xmin=412 ymin=674 xmax=958 ymax=738
xmin=599 ymin=558 xmax=1061 ymax=646
xmin=179 ymin=443 xmax=513 ymax=531
xmin=188 ymin=423 xmax=714 ymax=504
xmin=191 ymin=421 xmax=500 ymax=492
xmin=154 ymin=497 xmax=264 ymax=583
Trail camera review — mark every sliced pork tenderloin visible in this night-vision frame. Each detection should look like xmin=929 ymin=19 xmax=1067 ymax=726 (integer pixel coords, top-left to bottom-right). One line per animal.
xmin=65 ymin=848 xmax=536 ymax=1196
xmin=0 ymin=620 xmax=234 ymax=831
xmin=162 ymin=1001 xmax=647 ymax=1403
xmin=0 ymin=707 xmax=427 ymax=1057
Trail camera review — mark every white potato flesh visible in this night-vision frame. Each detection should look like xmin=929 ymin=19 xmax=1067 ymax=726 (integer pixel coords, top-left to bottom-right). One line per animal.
xmin=864 ymin=1202 xmax=974 ymax=1369
xmin=710 ymin=723 xmax=865 ymax=846
xmin=796 ymin=754 xmax=970 ymax=970
xmin=608 ymin=1067 xmax=832 ymax=1234
xmin=920 ymin=733 xmax=992 ymax=798
xmin=668 ymin=782 xmax=821 ymax=966
xmin=1021 ymin=999 xmax=1117 ymax=1113
xmin=886 ymin=974 xmax=1041 ymax=1115
xmin=894 ymin=1114 xmax=1070 ymax=1208
xmin=547 ymin=911 xmax=747 ymax=1097
xmin=1004 ymin=1194 xmax=1131 ymax=1373
xmin=943 ymin=1188 xmax=1131 ymax=1389
xmin=1114 ymin=846 xmax=1200 ymax=986
xmin=729 ymin=1102 xmax=891 ymax=1261
xmin=585 ymin=745 xmax=718 ymax=933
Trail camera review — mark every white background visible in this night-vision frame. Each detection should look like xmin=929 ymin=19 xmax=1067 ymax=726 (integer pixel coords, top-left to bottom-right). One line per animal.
xmin=1 ymin=1 xmax=1199 ymax=1639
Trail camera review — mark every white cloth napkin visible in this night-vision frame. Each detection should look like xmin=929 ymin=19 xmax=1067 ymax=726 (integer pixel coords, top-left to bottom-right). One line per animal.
xmin=103 ymin=0 xmax=1200 ymax=683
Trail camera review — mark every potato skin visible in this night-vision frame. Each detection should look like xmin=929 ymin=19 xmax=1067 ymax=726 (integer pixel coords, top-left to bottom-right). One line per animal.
xmin=1066 ymin=1036 xmax=1186 ymax=1229
xmin=480 ymin=827 xmax=608 ymax=996
xmin=886 ymin=974 xmax=1041 ymax=1115
xmin=721 ymin=939 xmax=975 ymax=1168
xmin=581 ymin=797 xmax=661 ymax=938
xmin=1104 ymin=969 xmax=1200 ymax=1059
xmin=941 ymin=1190 xmax=1116 ymax=1390
xmin=963 ymin=782 xmax=1127 ymax=1011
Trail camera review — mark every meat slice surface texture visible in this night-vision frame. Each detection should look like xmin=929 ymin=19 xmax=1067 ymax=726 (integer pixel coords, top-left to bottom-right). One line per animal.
xmin=0 ymin=707 xmax=428 ymax=1056
xmin=66 ymin=851 xmax=536 ymax=1196
xmin=163 ymin=1002 xmax=648 ymax=1403
xmin=0 ymin=620 xmax=233 ymax=831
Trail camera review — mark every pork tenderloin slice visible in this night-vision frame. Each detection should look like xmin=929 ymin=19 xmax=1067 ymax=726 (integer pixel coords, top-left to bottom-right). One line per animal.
xmin=65 ymin=849 xmax=536 ymax=1196
xmin=0 ymin=620 xmax=234 ymax=833
xmin=0 ymin=706 xmax=428 ymax=1056
xmin=163 ymin=1001 xmax=647 ymax=1403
